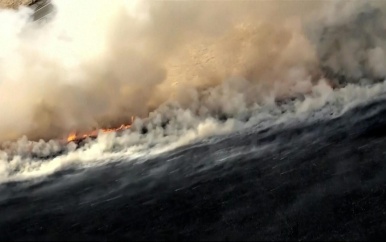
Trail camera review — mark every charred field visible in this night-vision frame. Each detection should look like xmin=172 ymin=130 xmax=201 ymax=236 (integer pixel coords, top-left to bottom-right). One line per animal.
xmin=0 ymin=96 xmax=386 ymax=240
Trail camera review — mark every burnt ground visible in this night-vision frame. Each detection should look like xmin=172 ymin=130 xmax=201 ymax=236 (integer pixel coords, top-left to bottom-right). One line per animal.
xmin=0 ymin=97 xmax=386 ymax=240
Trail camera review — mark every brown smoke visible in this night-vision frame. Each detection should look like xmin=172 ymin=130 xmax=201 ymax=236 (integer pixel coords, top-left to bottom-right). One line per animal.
xmin=0 ymin=0 xmax=383 ymax=143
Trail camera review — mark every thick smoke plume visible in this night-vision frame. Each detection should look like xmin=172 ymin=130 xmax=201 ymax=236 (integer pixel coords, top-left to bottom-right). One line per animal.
xmin=0 ymin=0 xmax=322 ymax=142
xmin=0 ymin=0 xmax=385 ymax=143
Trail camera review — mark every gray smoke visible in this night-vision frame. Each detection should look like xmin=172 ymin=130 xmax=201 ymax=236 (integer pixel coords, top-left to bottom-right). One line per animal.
xmin=306 ymin=1 xmax=386 ymax=85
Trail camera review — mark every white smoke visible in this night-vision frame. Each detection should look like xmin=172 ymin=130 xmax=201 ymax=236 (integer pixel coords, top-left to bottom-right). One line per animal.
xmin=0 ymin=0 xmax=386 ymax=182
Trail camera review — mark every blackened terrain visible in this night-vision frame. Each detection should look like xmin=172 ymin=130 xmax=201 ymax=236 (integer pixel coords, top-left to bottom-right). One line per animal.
xmin=1 ymin=98 xmax=386 ymax=240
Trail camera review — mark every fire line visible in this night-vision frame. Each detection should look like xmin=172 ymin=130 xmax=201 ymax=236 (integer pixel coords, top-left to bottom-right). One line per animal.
xmin=66 ymin=116 xmax=135 ymax=143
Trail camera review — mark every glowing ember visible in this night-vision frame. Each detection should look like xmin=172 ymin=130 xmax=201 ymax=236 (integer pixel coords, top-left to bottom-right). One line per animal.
xmin=66 ymin=117 xmax=135 ymax=143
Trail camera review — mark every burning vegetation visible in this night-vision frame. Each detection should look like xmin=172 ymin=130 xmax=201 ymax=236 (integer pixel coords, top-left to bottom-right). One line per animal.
xmin=65 ymin=117 xmax=135 ymax=144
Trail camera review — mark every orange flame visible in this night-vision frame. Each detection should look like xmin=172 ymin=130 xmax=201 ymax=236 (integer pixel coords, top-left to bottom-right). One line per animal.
xmin=67 ymin=132 xmax=77 ymax=142
xmin=66 ymin=116 xmax=135 ymax=143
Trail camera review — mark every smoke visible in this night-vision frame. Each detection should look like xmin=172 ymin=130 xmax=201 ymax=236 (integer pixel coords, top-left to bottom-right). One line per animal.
xmin=0 ymin=0 xmax=327 ymax=142
xmin=1 ymin=0 xmax=386 ymax=181
xmin=306 ymin=0 xmax=386 ymax=85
